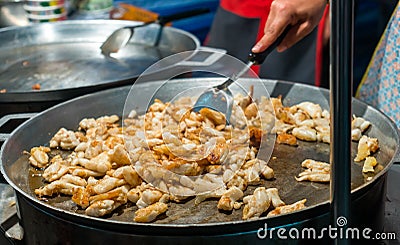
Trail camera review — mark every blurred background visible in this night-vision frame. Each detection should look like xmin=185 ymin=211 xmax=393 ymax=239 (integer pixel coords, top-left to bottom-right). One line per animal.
xmin=0 ymin=0 xmax=397 ymax=89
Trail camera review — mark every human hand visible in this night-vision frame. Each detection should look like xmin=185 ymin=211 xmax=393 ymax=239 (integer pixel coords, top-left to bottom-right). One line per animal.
xmin=252 ymin=0 xmax=327 ymax=53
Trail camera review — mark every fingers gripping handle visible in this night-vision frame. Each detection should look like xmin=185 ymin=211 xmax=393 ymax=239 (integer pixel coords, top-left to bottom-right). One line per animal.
xmin=248 ymin=26 xmax=291 ymax=65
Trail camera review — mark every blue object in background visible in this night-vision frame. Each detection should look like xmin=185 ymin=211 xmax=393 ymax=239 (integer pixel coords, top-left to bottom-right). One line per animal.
xmin=112 ymin=0 xmax=220 ymax=43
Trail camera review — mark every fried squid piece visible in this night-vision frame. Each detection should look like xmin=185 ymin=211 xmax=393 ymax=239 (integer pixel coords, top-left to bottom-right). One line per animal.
xmin=362 ymin=156 xmax=378 ymax=173
xmin=351 ymin=116 xmax=371 ymax=141
xmin=28 ymin=146 xmax=51 ymax=168
xmin=266 ymin=188 xmax=285 ymax=208
xmin=89 ymin=185 xmax=129 ymax=204
xmin=85 ymin=200 xmax=123 ymax=217
xmin=296 ymin=159 xmax=330 ymax=183
xmin=49 ymin=128 xmax=80 ymax=150
xmin=194 ymin=187 xmax=226 ymax=205
xmin=35 ymin=179 xmax=84 ymax=197
xmin=242 ymin=187 xmax=271 ymax=220
xmin=69 ymin=166 xmax=104 ymax=178
xmin=112 ymin=165 xmax=142 ymax=187
xmin=108 ymin=144 xmax=131 ymax=167
xmin=134 ymin=202 xmax=168 ymax=223
xmin=292 ymin=126 xmax=317 ymax=142
xmin=241 ymin=159 xmax=274 ymax=184
xmin=42 ymin=155 xmax=69 ymax=182
xmin=204 ymin=137 xmax=229 ymax=165
xmin=267 ymin=199 xmax=307 ymax=217
xmin=136 ymin=189 xmax=164 ymax=209
xmin=276 ymin=133 xmax=298 ymax=146
xmin=92 ymin=175 xmax=127 ymax=194
xmin=217 ymin=186 xmax=244 ymax=211
xmin=72 ymin=187 xmax=91 ymax=209
xmin=78 ymin=151 xmax=112 ymax=174
xmin=301 ymin=159 xmax=330 ymax=173
xmin=295 ymin=171 xmax=330 ymax=183
xmin=292 ymin=102 xmax=322 ymax=119
xmin=199 ymin=108 xmax=226 ymax=126
xmin=354 ymin=135 xmax=379 ymax=162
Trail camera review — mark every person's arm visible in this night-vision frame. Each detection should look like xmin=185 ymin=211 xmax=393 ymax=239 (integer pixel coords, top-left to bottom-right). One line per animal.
xmin=252 ymin=0 xmax=328 ymax=53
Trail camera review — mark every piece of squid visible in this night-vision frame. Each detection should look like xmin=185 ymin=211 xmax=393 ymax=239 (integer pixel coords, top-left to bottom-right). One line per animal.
xmin=295 ymin=172 xmax=330 ymax=182
xmin=217 ymin=186 xmax=244 ymax=211
xmin=28 ymin=146 xmax=51 ymax=168
xmin=362 ymin=156 xmax=378 ymax=173
xmin=267 ymin=199 xmax=307 ymax=217
xmin=301 ymin=159 xmax=330 ymax=173
xmin=354 ymin=135 xmax=379 ymax=162
xmin=85 ymin=199 xmax=123 ymax=217
xmin=134 ymin=202 xmax=168 ymax=223
xmin=242 ymin=187 xmax=271 ymax=220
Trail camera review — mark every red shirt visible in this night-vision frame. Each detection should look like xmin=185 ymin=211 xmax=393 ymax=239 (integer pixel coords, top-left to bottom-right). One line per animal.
xmin=220 ymin=0 xmax=273 ymax=42
xmin=220 ymin=0 xmax=329 ymax=86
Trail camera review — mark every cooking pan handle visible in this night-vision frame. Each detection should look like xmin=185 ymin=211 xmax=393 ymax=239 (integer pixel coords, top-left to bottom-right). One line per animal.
xmin=0 ymin=113 xmax=37 ymax=144
xmin=0 ymin=213 xmax=23 ymax=245
xmin=0 ymin=113 xmax=36 ymax=184
xmin=177 ymin=46 xmax=227 ymax=67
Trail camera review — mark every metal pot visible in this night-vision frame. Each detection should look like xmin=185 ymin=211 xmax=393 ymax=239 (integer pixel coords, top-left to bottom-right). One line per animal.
xmin=0 ymin=0 xmax=29 ymax=27
xmin=0 ymin=20 xmax=202 ymax=116
xmin=0 ymin=78 xmax=398 ymax=244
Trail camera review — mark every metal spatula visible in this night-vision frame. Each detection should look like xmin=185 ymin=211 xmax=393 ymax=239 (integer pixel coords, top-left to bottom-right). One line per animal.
xmin=100 ymin=8 xmax=209 ymax=56
xmin=193 ymin=27 xmax=290 ymax=121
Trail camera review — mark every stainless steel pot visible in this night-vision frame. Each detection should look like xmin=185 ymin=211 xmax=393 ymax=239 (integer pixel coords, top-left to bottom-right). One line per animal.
xmin=0 ymin=20 xmax=202 ymax=116
xmin=0 ymin=0 xmax=28 ymax=27
xmin=0 ymin=78 xmax=398 ymax=244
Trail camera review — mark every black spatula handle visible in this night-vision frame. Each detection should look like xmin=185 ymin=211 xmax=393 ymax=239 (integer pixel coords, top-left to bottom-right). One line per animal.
xmin=248 ymin=26 xmax=291 ymax=65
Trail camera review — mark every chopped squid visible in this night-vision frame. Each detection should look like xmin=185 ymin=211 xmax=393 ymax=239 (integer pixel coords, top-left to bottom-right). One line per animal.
xmin=35 ymin=180 xmax=84 ymax=197
xmin=267 ymin=199 xmax=307 ymax=217
xmin=89 ymin=185 xmax=129 ymax=204
xmin=301 ymin=159 xmax=330 ymax=173
xmin=85 ymin=199 xmax=123 ymax=217
xmin=42 ymin=155 xmax=69 ymax=182
xmin=108 ymin=144 xmax=131 ymax=167
xmin=136 ymin=189 xmax=164 ymax=209
xmin=199 ymin=108 xmax=226 ymax=126
xmin=354 ymin=135 xmax=379 ymax=162
xmin=292 ymin=127 xmax=317 ymax=142
xmin=49 ymin=128 xmax=81 ymax=150
xmin=295 ymin=171 xmax=330 ymax=182
xmin=296 ymin=159 xmax=330 ymax=183
xmin=92 ymin=176 xmax=127 ymax=194
xmin=242 ymin=187 xmax=287 ymax=220
xmin=362 ymin=156 xmax=378 ymax=173
xmin=134 ymin=202 xmax=168 ymax=223
xmin=69 ymin=166 xmax=104 ymax=178
xmin=351 ymin=116 xmax=371 ymax=141
xmin=29 ymin=89 xmax=380 ymax=223
xmin=217 ymin=186 xmax=244 ymax=211
xmin=112 ymin=165 xmax=142 ymax=187
xmin=292 ymin=102 xmax=323 ymax=119
xmin=79 ymin=152 xmax=112 ymax=174
xmin=266 ymin=188 xmax=285 ymax=208
xmin=194 ymin=187 xmax=226 ymax=205
xmin=28 ymin=146 xmax=51 ymax=168
xmin=276 ymin=133 xmax=298 ymax=146
xmin=242 ymin=187 xmax=271 ymax=220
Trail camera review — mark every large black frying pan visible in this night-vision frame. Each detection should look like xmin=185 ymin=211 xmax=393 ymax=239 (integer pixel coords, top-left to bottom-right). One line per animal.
xmin=0 ymin=78 xmax=398 ymax=244
xmin=0 ymin=20 xmax=201 ymax=116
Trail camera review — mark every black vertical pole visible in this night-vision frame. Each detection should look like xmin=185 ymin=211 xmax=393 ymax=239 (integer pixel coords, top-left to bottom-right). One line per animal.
xmin=330 ymin=0 xmax=353 ymax=244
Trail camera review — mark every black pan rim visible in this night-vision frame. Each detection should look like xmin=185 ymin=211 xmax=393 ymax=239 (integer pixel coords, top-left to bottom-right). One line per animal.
xmin=1 ymin=78 xmax=398 ymax=230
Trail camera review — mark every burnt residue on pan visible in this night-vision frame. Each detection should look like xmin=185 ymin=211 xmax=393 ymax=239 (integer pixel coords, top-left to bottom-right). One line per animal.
xmin=22 ymin=138 xmax=383 ymax=224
